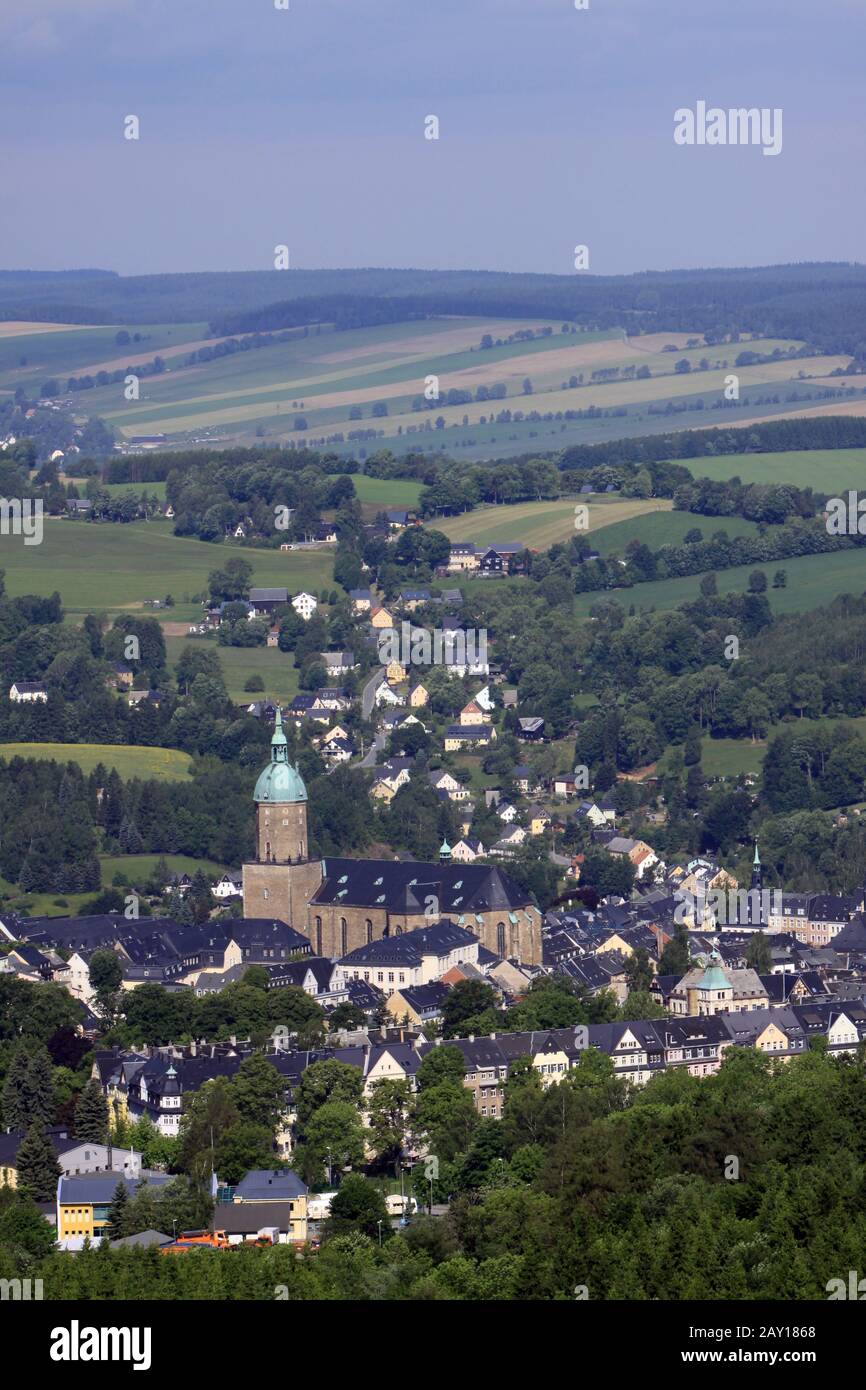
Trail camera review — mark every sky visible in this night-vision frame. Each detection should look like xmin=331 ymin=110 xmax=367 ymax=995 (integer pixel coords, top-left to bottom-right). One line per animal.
xmin=1 ymin=0 xmax=864 ymax=278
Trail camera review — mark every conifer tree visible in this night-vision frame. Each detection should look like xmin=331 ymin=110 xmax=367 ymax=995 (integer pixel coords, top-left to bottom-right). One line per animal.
xmin=2 ymin=1048 xmax=30 ymax=1130
xmin=74 ymin=1078 xmax=109 ymax=1143
xmin=24 ymin=1047 xmax=56 ymax=1128
xmin=16 ymin=1123 xmax=62 ymax=1202
xmin=106 ymin=1179 xmax=129 ymax=1240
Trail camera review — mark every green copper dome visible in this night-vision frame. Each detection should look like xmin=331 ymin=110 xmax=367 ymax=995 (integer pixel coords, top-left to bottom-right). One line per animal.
xmin=699 ymin=950 xmax=730 ymax=991
xmin=254 ymin=709 xmax=308 ymax=804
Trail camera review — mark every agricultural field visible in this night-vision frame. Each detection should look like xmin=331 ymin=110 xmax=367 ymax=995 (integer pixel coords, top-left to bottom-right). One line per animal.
xmin=0 ymin=321 xmax=209 ymax=390
xmin=591 ymin=509 xmax=760 ymax=556
xmin=100 ymin=345 xmax=847 ymax=445
xmin=434 ymin=496 xmax=673 ymax=550
xmin=573 ymin=547 xmax=866 ymax=621
xmin=680 ymin=448 xmax=866 ymax=492
xmin=0 ymin=518 xmax=334 ymax=621
xmin=0 ymin=742 xmax=194 ymax=780
xmin=7 ymin=309 xmax=853 ymax=462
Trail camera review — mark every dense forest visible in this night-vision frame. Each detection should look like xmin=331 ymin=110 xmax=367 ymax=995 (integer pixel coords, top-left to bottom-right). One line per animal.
xmin=3 ymin=264 xmax=866 ymax=357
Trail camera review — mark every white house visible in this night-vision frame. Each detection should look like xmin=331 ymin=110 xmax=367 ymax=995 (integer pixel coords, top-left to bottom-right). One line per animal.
xmin=9 ymin=681 xmax=48 ymax=703
xmin=213 ymin=874 xmax=243 ymax=900
xmin=292 ymin=592 xmax=318 ymax=621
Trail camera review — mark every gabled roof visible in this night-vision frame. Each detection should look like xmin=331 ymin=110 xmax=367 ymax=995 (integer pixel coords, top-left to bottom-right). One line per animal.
xmin=312 ymin=856 xmax=535 ymax=916
xmin=233 ymin=1169 xmax=308 ymax=1201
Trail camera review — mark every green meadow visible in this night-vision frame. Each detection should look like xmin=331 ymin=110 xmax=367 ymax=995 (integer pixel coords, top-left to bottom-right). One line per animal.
xmin=0 ymin=518 xmax=334 ymax=619
xmin=591 ymin=509 xmax=760 ymax=555
xmin=658 ymin=714 xmax=866 ymax=781
xmin=574 ymin=547 xmax=866 ymax=621
xmin=351 ymin=475 xmax=423 ymax=507
xmin=0 ymin=742 xmax=194 ymax=780
xmin=681 ymin=448 xmax=866 ymax=491
xmin=165 ymin=635 xmax=302 ymax=704
xmin=100 ymin=853 xmax=231 ymax=885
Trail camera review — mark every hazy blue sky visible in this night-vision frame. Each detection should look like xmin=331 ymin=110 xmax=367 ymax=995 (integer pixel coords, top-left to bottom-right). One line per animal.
xmin=1 ymin=0 xmax=863 ymax=277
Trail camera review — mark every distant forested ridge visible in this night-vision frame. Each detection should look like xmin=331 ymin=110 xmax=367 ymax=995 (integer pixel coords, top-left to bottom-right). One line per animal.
xmin=1 ymin=263 xmax=866 ymax=356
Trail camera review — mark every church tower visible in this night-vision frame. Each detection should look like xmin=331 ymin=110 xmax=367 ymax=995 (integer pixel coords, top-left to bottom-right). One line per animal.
xmin=253 ymin=709 xmax=309 ymax=865
xmin=242 ymin=711 xmax=323 ymax=931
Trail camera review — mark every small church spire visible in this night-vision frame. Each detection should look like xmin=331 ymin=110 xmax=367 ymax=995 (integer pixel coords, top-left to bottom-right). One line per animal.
xmin=439 ymin=837 xmax=452 ymax=861
xmin=271 ymin=707 xmax=288 ymax=761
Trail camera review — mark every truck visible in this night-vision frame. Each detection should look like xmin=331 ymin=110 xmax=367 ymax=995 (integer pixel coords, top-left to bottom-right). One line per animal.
xmin=158 ymin=1229 xmax=229 ymax=1254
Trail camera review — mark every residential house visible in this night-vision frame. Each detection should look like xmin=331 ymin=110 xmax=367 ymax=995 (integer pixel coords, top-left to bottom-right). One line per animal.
xmin=57 ymin=1172 xmax=172 ymax=1248
xmin=460 ymin=698 xmax=491 ymax=726
xmin=385 ymin=980 xmax=450 ymax=1027
xmin=606 ymin=836 xmax=658 ymax=881
xmin=9 ymin=681 xmax=48 ymax=703
xmin=370 ymin=606 xmax=395 ymax=628
xmin=348 ymin=588 xmax=373 ymax=613
xmin=334 ymin=920 xmax=480 ymax=992
xmin=451 ymin=837 xmax=484 ymax=863
xmin=518 ymin=717 xmax=545 ymax=741
xmin=477 ymin=543 xmax=526 ymax=574
xmin=428 ymin=769 xmax=469 ymax=802
xmin=291 ymin=592 xmax=318 ymax=621
xmin=444 ymin=723 xmax=496 ymax=751
xmin=398 ymin=589 xmax=431 ymax=611
xmin=321 ymin=651 xmax=358 ymax=676
xmin=446 ymin=543 xmax=479 ymax=574
xmin=526 ymin=805 xmax=551 ymax=836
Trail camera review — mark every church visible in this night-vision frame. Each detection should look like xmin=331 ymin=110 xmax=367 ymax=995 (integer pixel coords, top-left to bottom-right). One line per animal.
xmin=242 ymin=712 xmax=543 ymax=964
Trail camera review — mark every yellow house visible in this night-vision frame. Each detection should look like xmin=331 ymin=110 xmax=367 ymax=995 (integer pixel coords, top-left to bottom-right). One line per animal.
xmin=460 ymin=700 xmax=491 ymax=726
xmin=409 ymin=683 xmax=429 ymax=708
xmin=370 ymin=606 xmax=394 ymax=628
xmin=754 ymin=1020 xmax=792 ymax=1055
xmin=57 ymin=1173 xmax=171 ymax=1244
xmin=229 ymin=1170 xmax=308 ymax=1244
xmin=527 ymin=806 xmax=551 ymax=836
xmin=447 ymin=544 xmax=479 ymax=573
xmin=371 ymin=779 xmax=398 ymax=803
xmin=386 ymin=659 xmax=407 ymax=684
xmin=322 ymin=724 xmax=350 ymax=745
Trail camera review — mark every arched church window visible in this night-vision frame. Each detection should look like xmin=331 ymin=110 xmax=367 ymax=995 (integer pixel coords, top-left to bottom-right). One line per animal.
xmin=315 ymin=917 xmax=322 ymax=955
xmin=496 ymin=921 xmax=506 ymax=957
xmin=340 ymin=918 xmax=348 ymax=956
xmin=365 ymin=920 xmax=373 ymax=943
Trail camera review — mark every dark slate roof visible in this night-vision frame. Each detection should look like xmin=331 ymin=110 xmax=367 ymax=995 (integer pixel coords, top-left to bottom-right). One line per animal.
xmin=212 ymin=1202 xmax=300 ymax=1234
xmin=19 ymin=914 xmax=179 ymax=950
xmin=830 ymin=915 xmax=866 ymax=953
xmin=249 ymin=587 xmax=289 ymax=603
xmin=312 ymin=857 xmax=535 ymax=916
xmin=59 ymin=1172 xmax=171 ymax=1203
xmin=110 ymin=1230 xmax=172 ymax=1248
xmin=233 ymin=1169 xmax=308 ymax=1201
xmin=392 ymin=981 xmax=450 ymax=1014
xmin=339 ymin=920 xmax=477 ymax=968
xmin=345 ymin=979 xmax=384 ymax=1010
